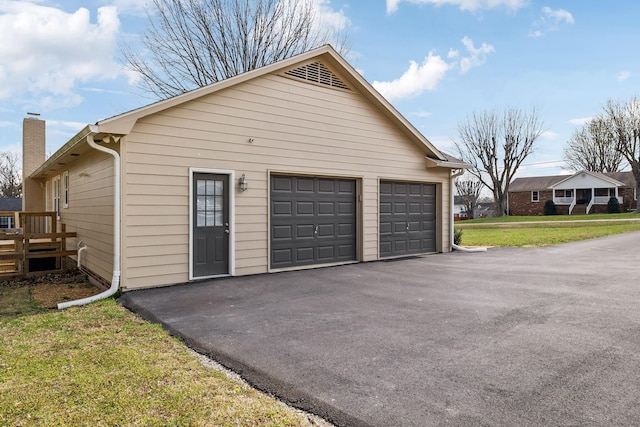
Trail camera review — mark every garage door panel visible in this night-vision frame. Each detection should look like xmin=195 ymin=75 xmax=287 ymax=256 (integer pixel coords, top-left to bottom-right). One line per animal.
xmin=318 ymin=179 xmax=335 ymax=193
xmin=296 ymin=248 xmax=314 ymax=261
xmin=338 ymin=223 xmax=354 ymax=236
xmin=394 ymin=203 xmax=407 ymax=214
xmin=318 ymin=202 xmax=335 ymax=215
xmin=296 ymin=178 xmax=314 ymax=192
xmin=318 ymin=246 xmax=335 ymax=260
xmin=272 ymin=201 xmax=292 ymax=215
xmin=380 ymin=181 xmax=436 ymax=257
xmin=296 ymin=201 xmax=314 ymax=215
xmin=272 ymin=176 xmax=293 ymax=192
xmin=338 ymin=202 xmax=353 ymax=214
xmin=272 ymin=225 xmax=292 ymax=240
xmin=338 ymin=180 xmax=355 ymax=193
xmin=271 ymin=175 xmax=356 ymax=268
xmin=272 ymin=249 xmax=292 ymax=264
xmin=379 ymin=222 xmax=392 ymax=234
xmin=318 ymin=224 xmax=335 ymax=236
xmin=296 ymin=224 xmax=315 ymax=238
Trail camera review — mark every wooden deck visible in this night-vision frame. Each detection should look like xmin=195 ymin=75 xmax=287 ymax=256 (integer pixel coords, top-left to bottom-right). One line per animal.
xmin=0 ymin=212 xmax=77 ymax=278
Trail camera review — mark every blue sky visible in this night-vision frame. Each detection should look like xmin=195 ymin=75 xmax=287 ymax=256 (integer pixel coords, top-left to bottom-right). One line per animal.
xmin=1 ymin=0 xmax=639 ymax=177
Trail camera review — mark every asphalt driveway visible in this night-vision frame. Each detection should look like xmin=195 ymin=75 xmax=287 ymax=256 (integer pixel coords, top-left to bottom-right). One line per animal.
xmin=119 ymin=231 xmax=640 ymax=426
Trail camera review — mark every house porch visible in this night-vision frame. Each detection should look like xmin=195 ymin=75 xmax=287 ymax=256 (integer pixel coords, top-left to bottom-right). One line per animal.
xmin=553 ymin=187 xmax=622 ymax=214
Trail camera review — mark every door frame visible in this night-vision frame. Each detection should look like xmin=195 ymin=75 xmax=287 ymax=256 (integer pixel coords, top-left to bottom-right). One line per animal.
xmin=189 ymin=168 xmax=235 ymax=280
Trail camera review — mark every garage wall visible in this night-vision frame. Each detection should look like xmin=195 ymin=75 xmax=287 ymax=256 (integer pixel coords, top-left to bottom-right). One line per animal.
xmin=46 ymin=150 xmax=115 ymax=282
xmin=120 ymin=69 xmax=452 ymax=290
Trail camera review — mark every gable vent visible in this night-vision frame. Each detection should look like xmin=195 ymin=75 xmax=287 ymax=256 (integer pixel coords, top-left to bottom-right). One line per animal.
xmin=284 ymin=61 xmax=350 ymax=91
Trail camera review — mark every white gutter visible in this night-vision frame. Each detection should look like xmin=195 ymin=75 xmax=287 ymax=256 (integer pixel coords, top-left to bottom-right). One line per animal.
xmin=58 ymin=130 xmax=121 ymax=309
xmin=450 ymin=169 xmax=487 ymax=253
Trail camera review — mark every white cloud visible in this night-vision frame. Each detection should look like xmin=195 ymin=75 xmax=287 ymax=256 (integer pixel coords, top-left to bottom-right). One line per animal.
xmin=410 ymin=111 xmax=433 ymax=118
xmin=540 ymin=130 xmax=557 ymax=140
xmin=372 ymin=37 xmax=494 ymax=101
xmin=458 ymin=37 xmax=494 ymax=74
xmin=373 ymin=53 xmax=450 ymax=102
xmin=47 ymin=120 xmax=89 ymax=131
xmin=0 ymin=2 xmax=123 ymax=106
xmin=569 ymin=117 xmax=592 ymax=125
xmin=312 ymin=0 xmax=351 ymax=31
xmin=386 ymin=0 xmax=527 ymax=14
xmin=529 ymin=6 xmax=574 ymax=37
xmin=617 ymin=71 xmax=631 ymax=82
xmin=103 ymin=0 xmax=149 ymax=16
xmin=542 ymin=6 xmax=574 ymax=24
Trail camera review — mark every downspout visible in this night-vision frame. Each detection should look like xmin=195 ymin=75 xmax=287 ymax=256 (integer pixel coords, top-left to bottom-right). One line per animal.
xmin=450 ymin=169 xmax=486 ymax=253
xmin=58 ymin=130 xmax=121 ymax=309
xmin=76 ymin=240 xmax=86 ymax=269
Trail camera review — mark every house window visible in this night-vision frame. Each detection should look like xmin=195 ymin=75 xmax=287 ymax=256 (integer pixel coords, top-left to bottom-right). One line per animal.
xmin=531 ymin=191 xmax=539 ymax=202
xmin=565 ymin=190 xmax=572 ymax=198
xmin=53 ymin=176 xmax=61 ymax=218
xmin=0 ymin=215 xmax=14 ymax=229
xmin=63 ymin=171 xmax=69 ymax=208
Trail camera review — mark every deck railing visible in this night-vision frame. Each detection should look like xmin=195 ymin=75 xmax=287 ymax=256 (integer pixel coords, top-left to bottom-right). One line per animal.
xmin=0 ymin=212 xmax=77 ymax=277
xmin=593 ymin=196 xmax=623 ymax=205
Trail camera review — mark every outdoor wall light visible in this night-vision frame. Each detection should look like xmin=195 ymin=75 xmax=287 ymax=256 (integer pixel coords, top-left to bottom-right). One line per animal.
xmin=239 ymin=173 xmax=248 ymax=191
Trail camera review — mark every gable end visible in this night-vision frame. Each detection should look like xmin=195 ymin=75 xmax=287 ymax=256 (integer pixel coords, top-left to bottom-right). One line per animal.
xmin=282 ymin=61 xmax=350 ymax=91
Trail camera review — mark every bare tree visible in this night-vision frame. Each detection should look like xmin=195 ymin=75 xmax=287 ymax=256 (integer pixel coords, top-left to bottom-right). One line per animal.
xmin=455 ymin=107 xmax=544 ymax=216
xmin=0 ymin=152 xmax=22 ymax=198
xmin=603 ymin=96 xmax=640 ymax=212
xmin=455 ymin=176 xmax=483 ymax=219
xmin=564 ymin=116 xmax=624 ymax=172
xmin=123 ymin=0 xmax=350 ymax=99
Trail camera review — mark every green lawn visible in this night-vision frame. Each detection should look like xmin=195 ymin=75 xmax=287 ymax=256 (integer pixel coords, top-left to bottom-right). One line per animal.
xmin=459 ymin=212 xmax=640 ymax=224
xmin=0 ymin=299 xmax=314 ymax=426
xmin=455 ymin=213 xmax=640 ymax=247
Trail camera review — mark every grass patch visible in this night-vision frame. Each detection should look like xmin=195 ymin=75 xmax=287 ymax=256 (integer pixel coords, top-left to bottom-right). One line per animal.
xmin=457 ymin=221 xmax=640 ymax=247
xmin=0 ymin=298 xmax=316 ymax=426
xmin=459 ymin=212 xmax=640 ymax=224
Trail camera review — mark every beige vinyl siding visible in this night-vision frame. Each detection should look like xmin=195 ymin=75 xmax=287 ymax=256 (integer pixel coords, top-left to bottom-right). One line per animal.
xmin=120 ymin=72 xmax=451 ymax=290
xmin=54 ymin=150 xmax=115 ymax=281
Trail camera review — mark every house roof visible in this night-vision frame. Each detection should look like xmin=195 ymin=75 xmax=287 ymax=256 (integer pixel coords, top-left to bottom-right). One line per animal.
xmin=33 ymin=45 xmax=464 ymax=178
xmin=0 ymin=197 xmax=22 ymax=211
xmin=509 ymin=171 xmax=635 ymax=192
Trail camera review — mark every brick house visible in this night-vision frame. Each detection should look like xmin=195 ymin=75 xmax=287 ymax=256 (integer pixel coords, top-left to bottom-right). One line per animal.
xmin=509 ymin=171 xmax=637 ymax=215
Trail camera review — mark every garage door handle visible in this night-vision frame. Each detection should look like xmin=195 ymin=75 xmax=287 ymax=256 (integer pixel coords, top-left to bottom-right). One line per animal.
xmin=314 ymin=225 xmax=318 ymax=235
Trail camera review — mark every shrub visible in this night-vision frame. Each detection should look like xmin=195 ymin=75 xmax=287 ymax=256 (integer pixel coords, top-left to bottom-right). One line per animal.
xmin=453 ymin=228 xmax=463 ymax=245
xmin=607 ymin=196 xmax=621 ymax=213
xmin=543 ymin=199 xmax=557 ymax=215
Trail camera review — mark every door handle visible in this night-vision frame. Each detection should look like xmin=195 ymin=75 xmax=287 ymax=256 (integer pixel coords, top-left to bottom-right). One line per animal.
xmin=225 ymin=229 xmax=230 ymax=234
xmin=314 ymin=225 xmax=318 ymax=235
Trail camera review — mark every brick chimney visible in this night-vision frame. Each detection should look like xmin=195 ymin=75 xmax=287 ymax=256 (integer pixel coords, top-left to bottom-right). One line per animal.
xmin=22 ymin=114 xmax=46 ymax=212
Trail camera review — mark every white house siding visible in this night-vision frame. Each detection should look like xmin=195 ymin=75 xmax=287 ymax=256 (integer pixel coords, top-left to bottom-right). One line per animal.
xmin=120 ymin=72 xmax=452 ymax=290
xmin=51 ymin=150 xmax=115 ymax=282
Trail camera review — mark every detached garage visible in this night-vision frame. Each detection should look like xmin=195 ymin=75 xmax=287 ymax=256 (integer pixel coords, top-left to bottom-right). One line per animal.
xmin=25 ymin=45 xmax=468 ymax=293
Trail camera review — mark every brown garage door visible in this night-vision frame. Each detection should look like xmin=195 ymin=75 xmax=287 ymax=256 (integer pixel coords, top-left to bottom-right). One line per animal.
xmin=270 ymin=175 xmax=356 ymax=269
xmin=379 ymin=181 xmax=436 ymax=257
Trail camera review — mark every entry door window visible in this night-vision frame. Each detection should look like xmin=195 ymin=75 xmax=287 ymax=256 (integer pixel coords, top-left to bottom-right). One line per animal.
xmin=196 ymin=179 xmax=224 ymax=227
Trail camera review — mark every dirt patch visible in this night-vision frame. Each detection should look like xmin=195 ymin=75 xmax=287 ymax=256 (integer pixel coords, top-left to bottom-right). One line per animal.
xmin=30 ymin=281 xmax=101 ymax=308
xmin=0 ymin=270 xmax=102 ymax=313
